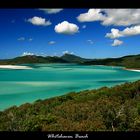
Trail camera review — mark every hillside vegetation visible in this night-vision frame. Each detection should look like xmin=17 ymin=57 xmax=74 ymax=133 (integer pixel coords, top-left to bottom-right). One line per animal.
xmin=0 ymin=54 xmax=140 ymax=69
xmin=0 ymin=55 xmax=68 ymax=65
xmin=61 ymin=54 xmax=91 ymax=63
xmin=83 ymin=54 xmax=140 ymax=68
xmin=0 ymin=54 xmax=90 ymax=65
xmin=0 ymin=80 xmax=140 ymax=131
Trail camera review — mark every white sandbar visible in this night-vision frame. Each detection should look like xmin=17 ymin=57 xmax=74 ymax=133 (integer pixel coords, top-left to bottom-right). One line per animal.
xmin=124 ymin=68 xmax=140 ymax=72
xmin=0 ymin=65 xmax=32 ymax=69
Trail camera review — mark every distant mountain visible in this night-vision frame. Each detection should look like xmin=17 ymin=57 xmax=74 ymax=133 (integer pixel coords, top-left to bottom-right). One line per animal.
xmin=82 ymin=54 xmax=140 ymax=68
xmin=61 ymin=53 xmax=91 ymax=63
xmin=0 ymin=54 xmax=91 ymax=65
xmin=0 ymin=55 xmax=68 ymax=65
xmin=0 ymin=53 xmax=140 ymax=68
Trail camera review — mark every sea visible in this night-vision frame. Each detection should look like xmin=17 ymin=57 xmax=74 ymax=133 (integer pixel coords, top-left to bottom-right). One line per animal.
xmin=0 ymin=63 xmax=140 ymax=111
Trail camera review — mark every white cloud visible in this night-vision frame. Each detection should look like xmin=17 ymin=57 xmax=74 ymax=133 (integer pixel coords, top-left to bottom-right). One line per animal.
xmin=77 ymin=9 xmax=105 ymax=22
xmin=87 ymin=40 xmax=94 ymax=44
xmin=27 ymin=16 xmax=51 ymax=26
xmin=39 ymin=9 xmax=63 ymax=14
xmin=22 ymin=52 xmax=34 ymax=56
xmin=54 ymin=21 xmax=79 ymax=35
xmin=122 ymin=25 xmax=140 ymax=36
xmin=18 ymin=37 xmax=33 ymax=42
xmin=112 ymin=39 xmax=123 ymax=46
xmin=102 ymin=9 xmax=140 ymax=26
xmin=29 ymin=38 xmax=33 ymax=41
xmin=82 ymin=25 xmax=86 ymax=29
xmin=18 ymin=37 xmax=25 ymax=41
xmin=62 ymin=50 xmax=74 ymax=55
xmin=106 ymin=29 xmax=123 ymax=39
xmin=70 ymin=52 xmax=74 ymax=55
xmin=77 ymin=9 xmax=140 ymax=26
xmin=48 ymin=41 xmax=56 ymax=45
xmin=63 ymin=50 xmax=69 ymax=54
xmin=106 ymin=25 xmax=140 ymax=39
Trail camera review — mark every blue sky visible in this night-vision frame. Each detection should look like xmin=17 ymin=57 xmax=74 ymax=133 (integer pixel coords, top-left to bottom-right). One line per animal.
xmin=0 ymin=9 xmax=140 ymax=59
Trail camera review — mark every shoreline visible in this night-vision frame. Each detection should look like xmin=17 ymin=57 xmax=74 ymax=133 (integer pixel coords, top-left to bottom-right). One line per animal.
xmin=0 ymin=65 xmax=32 ymax=69
xmin=0 ymin=64 xmax=140 ymax=72
xmin=123 ymin=68 xmax=140 ymax=72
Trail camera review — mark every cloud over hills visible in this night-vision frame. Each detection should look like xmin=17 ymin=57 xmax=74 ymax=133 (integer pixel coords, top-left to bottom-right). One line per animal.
xmin=22 ymin=52 xmax=34 ymax=56
xmin=62 ymin=50 xmax=74 ymax=55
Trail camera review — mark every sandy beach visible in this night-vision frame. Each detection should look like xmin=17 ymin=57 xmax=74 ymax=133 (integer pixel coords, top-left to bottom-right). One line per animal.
xmin=0 ymin=65 xmax=32 ymax=69
xmin=123 ymin=68 xmax=140 ymax=72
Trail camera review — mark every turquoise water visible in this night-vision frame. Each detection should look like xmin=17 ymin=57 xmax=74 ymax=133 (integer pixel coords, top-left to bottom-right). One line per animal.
xmin=0 ymin=63 xmax=140 ymax=111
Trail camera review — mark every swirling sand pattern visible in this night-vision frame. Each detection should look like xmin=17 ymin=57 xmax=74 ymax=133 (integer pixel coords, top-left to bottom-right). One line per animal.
xmin=0 ymin=64 xmax=140 ymax=110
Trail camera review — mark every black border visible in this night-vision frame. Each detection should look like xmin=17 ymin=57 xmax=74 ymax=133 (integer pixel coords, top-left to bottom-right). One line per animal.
xmin=0 ymin=0 xmax=140 ymax=139
xmin=0 ymin=0 xmax=140 ymax=8
xmin=1 ymin=131 xmax=140 ymax=139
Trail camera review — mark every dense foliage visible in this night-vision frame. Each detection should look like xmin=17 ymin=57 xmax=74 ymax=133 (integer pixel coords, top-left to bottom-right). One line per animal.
xmin=83 ymin=54 xmax=140 ymax=68
xmin=0 ymin=55 xmax=68 ymax=65
xmin=0 ymin=80 xmax=140 ymax=131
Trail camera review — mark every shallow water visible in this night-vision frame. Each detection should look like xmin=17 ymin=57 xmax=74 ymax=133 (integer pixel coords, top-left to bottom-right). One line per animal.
xmin=0 ymin=63 xmax=140 ymax=111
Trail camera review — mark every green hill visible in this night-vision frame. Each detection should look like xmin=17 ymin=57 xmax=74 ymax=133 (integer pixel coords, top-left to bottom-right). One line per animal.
xmin=0 ymin=55 xmax=68 ymax=65
xmin=61 ymin=53 xmax=91 ymax=63
xmin=0 ymin=80 xmax=140 ymax=131
xmin=0 ymin=54 xmax=91 ymax=65
xmin=82 ymin=54 xmax=140 ymax=68
xmin=0 ymin=53 xmax=140 ymax=68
